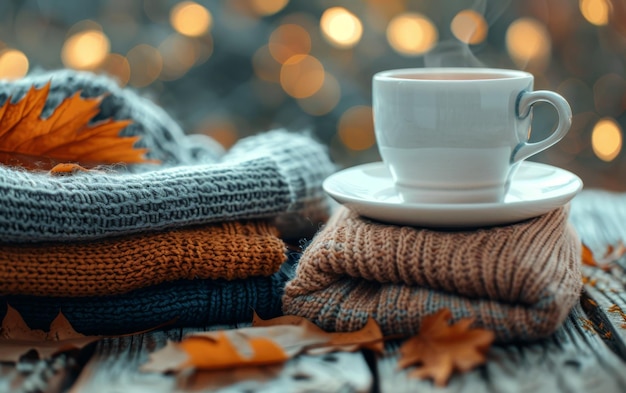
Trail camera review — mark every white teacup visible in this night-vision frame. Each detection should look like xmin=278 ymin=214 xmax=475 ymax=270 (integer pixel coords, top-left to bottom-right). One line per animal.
xmin=372 ymin=67 xmax=572 ymax=204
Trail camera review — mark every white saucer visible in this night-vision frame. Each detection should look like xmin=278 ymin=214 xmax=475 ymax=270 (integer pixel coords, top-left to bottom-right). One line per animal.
xmin=323 ymin=161 xmax=583 ymax=228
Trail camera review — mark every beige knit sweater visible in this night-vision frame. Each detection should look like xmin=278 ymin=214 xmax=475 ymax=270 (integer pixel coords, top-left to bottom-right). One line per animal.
xmin=283 ymin=206 xmax=582 ymax=343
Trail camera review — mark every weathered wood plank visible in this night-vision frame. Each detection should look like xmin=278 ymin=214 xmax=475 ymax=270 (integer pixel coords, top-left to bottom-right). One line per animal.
xmin=570 ymin=190 xmax=626 ymax=253
xmin=0 ymin=352 xmax=78 ymax=393
xmin=68 ymin=325 xmax=372 ymax=393
xmin=581 ymin=283 xmax=626 ymax=358
xmin=68 ymin=331 xmax=177 ymax=393
xmin=376 ymin=305 xmax=626 ymax=393
xmin=570 ymin=189 xmax=626 ymax=356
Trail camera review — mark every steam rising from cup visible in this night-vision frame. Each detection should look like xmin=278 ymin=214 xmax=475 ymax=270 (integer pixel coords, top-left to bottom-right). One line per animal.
xmin=423 ymin=0 xmax=512 ymax=69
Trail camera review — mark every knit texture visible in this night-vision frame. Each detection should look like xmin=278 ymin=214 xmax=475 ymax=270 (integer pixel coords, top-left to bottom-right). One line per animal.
xmin=0 ymin=69 xmax=224 ymax=167
xmin=1 ymin=253 xmax=298 ymax=335
xmin=0 ymin=220 xmax=286 ymax=297
xmin=0 ymin=70 xmax=335 ymax=243
xmin=283 ymin=206 xmax=582 ymax=343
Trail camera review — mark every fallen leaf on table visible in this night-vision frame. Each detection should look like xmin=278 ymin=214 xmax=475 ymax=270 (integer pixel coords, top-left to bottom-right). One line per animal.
xmin=143 ymin=314 xmax=386 ymax=373
xmin=582 ymin=241 xmax=626 ymax=271
xmin=0 ymin=82 xmax=158 ymax=170
xmin=398 ymin=308 xmax=495 ymax=387
xmin=253 ymin=312 xmax=385 ymax=354
xmin=141 ymin=324 xmax=330 ymax=373
xmin=0 ymin=304 xmax=102 ymax=362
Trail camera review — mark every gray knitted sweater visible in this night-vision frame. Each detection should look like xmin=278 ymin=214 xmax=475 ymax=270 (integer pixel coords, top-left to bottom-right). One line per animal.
xmin=0 ymin=70 xmax=334 ymax=243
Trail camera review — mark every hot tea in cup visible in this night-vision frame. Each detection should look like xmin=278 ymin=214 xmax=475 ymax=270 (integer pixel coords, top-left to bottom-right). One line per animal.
xmin=373 ymin=67 xmax=572 ymax=204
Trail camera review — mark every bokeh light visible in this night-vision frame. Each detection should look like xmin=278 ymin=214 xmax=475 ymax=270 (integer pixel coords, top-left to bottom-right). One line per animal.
xmin=158 ymin=34 xmax=198 ymax=81
xmin=197 ymin=118 xmax=239 ymax=149
xmin=297 ymin=72 xmax=341 ymax=116
xmin=280 ymin=54 xmax=325 ymax=98
xmin=61 ymin=30 xmax=110 ymax=70
xmin=268 ymin=24 xmax=311 ymax=64
xmin=451 ymin=10 xmax=488 ymax=45
xmin=249 ymin=0 xmax=289 ymax=16
xmin=320 ymin=7 xmax=363 ymax=49
xmin=593 ymin=73 xmax=626 ymax=117
xmin=99 ymin=53 xmax=130 ymax=86
xmin=0 ymin=49 xmax=29 ymax=80
xmin=170 ymin=1 xmax=212 ymax=37
xmin=592 ymin=118 xmax=622 ymax=161
xmin=252 ymin=45 xmax=282 ymax=82
xmin=190 ymin=35 xmax=214 ymax=66
xmin=365 ymin=0 xmax=406 ymax=33
xmin=338 ymin=106 xmax=375 ymax=151
xmin=580 ymin=0 xmax=611 ymax=26
xmin=127 ymin=44 xmax=162 ymax=87
xmin=386 ymin=13 xmax=438 ymax=56
xmin=506 ymin=18 xmax=551 ymax=71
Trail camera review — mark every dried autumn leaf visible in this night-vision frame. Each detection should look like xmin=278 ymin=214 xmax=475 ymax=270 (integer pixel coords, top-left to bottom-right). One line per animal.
xmin=398 ymin=309 xmax=495 ymax=387
xmin=0 ymin=82 xmax=157 ymax=170
xmin=0 ymin=304 xmax=102 ymax=362
xmin=582 ymin=241 xmax=626 ymax=271
xmin=141 ymin=324 xmax=330 ymax=373
xmin=49 ymin=162 xmax=91 ymax=175
xmin=143 ymin=314 xmax=386 ymax=375
xmin=253 ymin=312 xmax=385 ymax=354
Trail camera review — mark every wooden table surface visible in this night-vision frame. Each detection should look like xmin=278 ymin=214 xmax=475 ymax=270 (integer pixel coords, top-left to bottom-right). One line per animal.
xmin=3 ymin=189 xmax=626 ymax=393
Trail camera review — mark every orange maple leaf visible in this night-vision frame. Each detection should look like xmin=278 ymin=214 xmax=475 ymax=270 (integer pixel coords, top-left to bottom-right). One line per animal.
xmin=142 ymin=324 xmax=329 ymax=373
xmin=142 ymin=314 xmax=386 ymax=374
xmin=582 ymin=241 xmax=626 ymax=271
xmin=0 ymin=304 xmax=102 ymax=362
xmin=0 ymin=82 xmax=158 ymax=170
xmin=398 ymin=309 xmax=495 ymax=387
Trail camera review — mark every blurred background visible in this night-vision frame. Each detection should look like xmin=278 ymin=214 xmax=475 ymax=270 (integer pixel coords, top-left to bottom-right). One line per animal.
xmin=0 ymin=0 xmax=624 ymax=190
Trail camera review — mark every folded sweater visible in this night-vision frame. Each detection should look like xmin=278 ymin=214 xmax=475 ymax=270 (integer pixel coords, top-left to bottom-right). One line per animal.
xmin=0 ymin=71 xmax=335 ymax=243
xmin=283 ymin=206 xmax=582 ymax=343
xmin=0 ymin=219 xmax=286 ymax=297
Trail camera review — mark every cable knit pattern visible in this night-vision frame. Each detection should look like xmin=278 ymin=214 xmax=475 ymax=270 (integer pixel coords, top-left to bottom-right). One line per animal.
xmin=283 ymin=206 xmax=582 ymax=343
xmin=0 ymin=220 xmax=286 ymax=297
xmin=1 ymin=253 xmax=298 ymax=335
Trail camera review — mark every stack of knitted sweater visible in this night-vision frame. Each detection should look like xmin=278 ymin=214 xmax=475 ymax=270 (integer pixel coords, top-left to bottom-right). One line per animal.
xmin=0 ymin=70 xmax=335 ymax=335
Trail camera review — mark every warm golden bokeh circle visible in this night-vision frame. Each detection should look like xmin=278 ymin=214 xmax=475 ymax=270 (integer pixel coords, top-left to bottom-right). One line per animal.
xmin=170 ymin=1 xmax=212 ymax=37
xmin=279 ymin=54 xmax=325 ymax=98
xmin=451 ymin=10 xmax=488 ymax=45
xmin=0 ymin=49 xmax=29 ymax=80
xmin=61 ymin=30 xmax=110 ymax=70
xmin=338 ymin=105 xmax=375 ymax=151
xmin=386 ymin=13 xmax=438 ymax=56
xmin=320 ymin=7 xmax=363 ymax=48
xmin=592 ymin=118 xmax=622 ymax=162
xmin=269 ymin=24 xmax=311 ymax=64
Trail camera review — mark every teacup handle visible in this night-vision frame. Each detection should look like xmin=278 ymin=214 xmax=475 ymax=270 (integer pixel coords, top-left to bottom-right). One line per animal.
xmin=512 ymin=90 xmax=572 ymax=163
